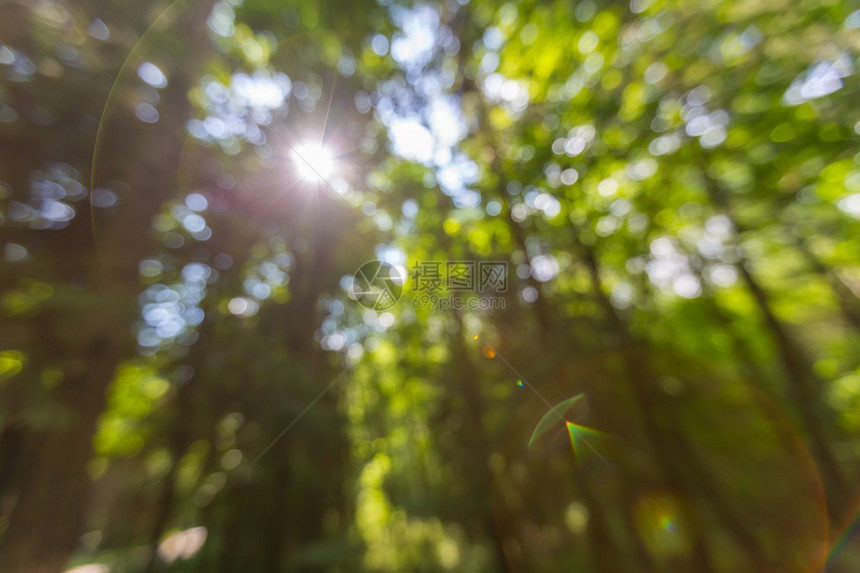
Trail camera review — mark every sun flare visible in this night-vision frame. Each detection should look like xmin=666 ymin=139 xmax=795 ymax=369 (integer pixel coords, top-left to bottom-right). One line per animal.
xmin=291 ymin=143 xmax=335 ymax=182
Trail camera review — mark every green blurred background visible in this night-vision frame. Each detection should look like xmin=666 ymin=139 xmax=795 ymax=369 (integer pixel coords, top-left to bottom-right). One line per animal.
xmin=1 ymin=0 xmax=859 ymax=571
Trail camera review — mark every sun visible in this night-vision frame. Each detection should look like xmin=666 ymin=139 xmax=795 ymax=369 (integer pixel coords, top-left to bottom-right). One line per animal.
xmin=291 ymin=143 xmax=335 ymax=182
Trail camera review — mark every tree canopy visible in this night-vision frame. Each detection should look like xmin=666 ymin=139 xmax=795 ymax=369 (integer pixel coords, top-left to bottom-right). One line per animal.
xmin=1 ymin=0 xmax=860 ymax=571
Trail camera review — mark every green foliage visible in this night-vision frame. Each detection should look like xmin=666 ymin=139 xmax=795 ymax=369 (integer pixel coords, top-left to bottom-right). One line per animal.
xmin=1 ymin=0 xmax=859 ymax=571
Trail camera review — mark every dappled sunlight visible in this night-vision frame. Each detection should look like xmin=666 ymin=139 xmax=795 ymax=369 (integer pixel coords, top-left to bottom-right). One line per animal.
xmin=64 ymin=565 xmax=109 ymax=573
xmin=157 ymin=526 xmax=208 ymax=564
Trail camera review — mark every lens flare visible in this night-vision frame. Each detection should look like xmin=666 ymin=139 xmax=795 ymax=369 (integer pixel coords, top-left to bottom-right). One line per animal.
xmin=633 ymin=492 xmax=691 ymax=557
xmin=565 ymin=420 xmax=604 ymax=460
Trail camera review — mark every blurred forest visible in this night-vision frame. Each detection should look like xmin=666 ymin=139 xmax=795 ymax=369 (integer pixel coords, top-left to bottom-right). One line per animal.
xmin=1 ymin=0 xmax=860 ymax=571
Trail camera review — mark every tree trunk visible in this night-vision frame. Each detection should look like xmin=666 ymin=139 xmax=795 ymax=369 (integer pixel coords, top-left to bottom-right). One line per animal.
xmin=0 ymin=335 xmax=121 ymax=572
xmin=0 ymin=2 xmax=212 ymax=568
xmin=701 ymin=169 xmax=849 ymax=513
xmin=574 ymin=231 xmax=718 ymax=573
